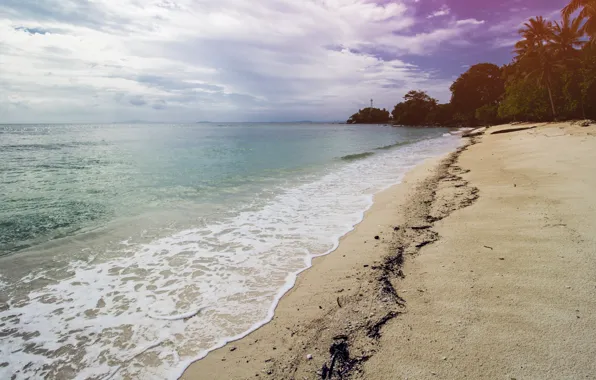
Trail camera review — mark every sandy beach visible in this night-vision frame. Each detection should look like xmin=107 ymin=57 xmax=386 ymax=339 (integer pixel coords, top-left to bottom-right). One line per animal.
xmin=182 ymin=122 xmax=596 ymax=379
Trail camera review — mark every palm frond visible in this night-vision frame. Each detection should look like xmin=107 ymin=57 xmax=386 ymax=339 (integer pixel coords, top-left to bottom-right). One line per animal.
xmin=563 ymin=0 xmax=582 ymax=18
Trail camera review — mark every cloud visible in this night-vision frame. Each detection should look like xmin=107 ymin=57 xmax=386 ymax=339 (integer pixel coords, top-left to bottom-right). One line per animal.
xmin=485 ymin=3 xmax=564 ymax=49
xmin=427 ymin=5 xmax=450 ymax=19
xmin=0 ymin=0 xmax=499 ymax=122
xmin=15 ymin=26 xmax=49 ymax=35
xmin=129 ymin=96 xmax=147 ymax=106
xmin=492 ymin=37 xmax=520 ymax=48
xmin=455 ymin=18 xmax=485 ymax=26
xmin=152 ymin=99 xmax=167 ymax=110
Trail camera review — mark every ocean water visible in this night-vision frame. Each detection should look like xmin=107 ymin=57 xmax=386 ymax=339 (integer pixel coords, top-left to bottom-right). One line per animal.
xmin=0 ymin=123 xmax=460 ymax=379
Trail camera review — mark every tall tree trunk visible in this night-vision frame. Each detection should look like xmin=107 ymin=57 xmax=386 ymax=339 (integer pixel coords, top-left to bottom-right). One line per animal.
xmin=546 ymin=79 xmax=556 ymax=120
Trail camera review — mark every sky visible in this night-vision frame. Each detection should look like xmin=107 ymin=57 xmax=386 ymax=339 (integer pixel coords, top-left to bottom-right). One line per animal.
xmin=0 ymin=0 xmax=569 ymax=123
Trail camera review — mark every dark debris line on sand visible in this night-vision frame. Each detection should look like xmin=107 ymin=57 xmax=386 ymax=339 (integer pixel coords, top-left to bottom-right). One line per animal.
xmin=262 ymin=137 xmax=481 ymax=380
xmin=318 ymin=137 xmax=481 ymax=379
xmin=321 ymin=336 xmax=370 ymax=380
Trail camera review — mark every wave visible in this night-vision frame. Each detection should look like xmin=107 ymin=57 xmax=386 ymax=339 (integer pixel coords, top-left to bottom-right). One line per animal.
xmin=375 ymin=141 xmax=410 ymax=150
xmin=340 ymin=151 xmax=375 ymax=161
xmin=1 ymin=141 xmax=108 ymax=151
xmin=0 ymin=135 xmax=462 ymax=380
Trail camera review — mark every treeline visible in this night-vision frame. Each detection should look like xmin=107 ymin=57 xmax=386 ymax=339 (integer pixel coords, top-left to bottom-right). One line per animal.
xmin=347 ymin=0 xmax=596 ymax=126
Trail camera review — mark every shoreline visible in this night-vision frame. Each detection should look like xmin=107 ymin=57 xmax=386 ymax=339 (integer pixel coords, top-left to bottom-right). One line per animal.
xmin=0 ymin=129 xmax=460 ymax=380
xmin=183 ymin=122 xmax=596 ymax=379
xmin=181 ymin=136 xmax=475 ymax=379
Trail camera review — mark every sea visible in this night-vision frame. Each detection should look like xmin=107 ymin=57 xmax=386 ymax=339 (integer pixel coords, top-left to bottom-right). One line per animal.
xmin=0 ymin=123 xmax=460 ymax=379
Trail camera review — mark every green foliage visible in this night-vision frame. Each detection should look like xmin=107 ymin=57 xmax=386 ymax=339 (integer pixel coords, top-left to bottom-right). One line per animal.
xmin=346 ymin=107 xmax=390 ymax=124
xmin=450 ymin=63 xmax=505 ymax=125
xmin=503 ymin=11 xmax=594 ymax=121
xmin=552 ymin=14 xmax=585 ymax=59
xmin=475 ymin=104 xmax=499 ymax=125
xmin=392 ymin=90 xmax=438 ymax=126
xmin=559 ymin=69 xmax=583 ymax=118
xmin=426 ymin=103 xmax=454 ymax=126
xmin=514 ymin=17 xmax=563 ymax=118
xmin=579 ymin=43 xmax=596 ymax=118
xmin=345 ymin=1 xmax=596 ymax=127
xmin=498 ymin=78 xmax=551 ymax=121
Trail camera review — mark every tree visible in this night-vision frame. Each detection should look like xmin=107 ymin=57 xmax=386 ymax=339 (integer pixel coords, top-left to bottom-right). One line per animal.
xmin=562 ymin=0 xmax=596 ymax=43
xmin=475 ymin=104 xmax=499 ymax=125
xmin=552 ymin=15 xmax=587 ymax=117
xmin=552 ymin=14 xmax=586 ymax=59
xmin=403 ymin=90 xmax=437 ymax=104
xmin=514 ymin=38 xmax=533 ymax=58
xmin=559 ymin=68 xmax=584 ymax=118
xmin=426 ymin=103 xmax=455 ymax=126
xmin=579 ymin=43 xmax=596 ymax=118
xmin=498 ymin=78 xmax=551 ymax=122
xmin=391 ymin=90 xmax=438 ymax=126
xmin=450 ymin=63 xmax=505 ymax=125
xmin=346 ymin=107 xmax=391 ymax=124
xmin=515 ymin=17 xmax=558 ymax=119
xmin=345 ymin=9 xmax=596 ymax=126
xmin=503 ymin=13 xmax=594 ymax=122
xmin=518 ymin=16 xmax=554 ymax=50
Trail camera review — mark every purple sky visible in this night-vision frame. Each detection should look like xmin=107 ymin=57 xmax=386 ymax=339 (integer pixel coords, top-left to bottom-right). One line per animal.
xmin=405 ymin=0 xmax=565 ymax=76
xmin=0 ymin=0 xmax=568 ymax=122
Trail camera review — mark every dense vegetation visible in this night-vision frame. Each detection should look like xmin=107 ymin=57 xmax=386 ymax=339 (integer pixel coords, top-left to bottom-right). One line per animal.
xmin=346 ymin=1 xmax=596 ymax=126
xmin=346 ymin=107 xmax=391 ymax=124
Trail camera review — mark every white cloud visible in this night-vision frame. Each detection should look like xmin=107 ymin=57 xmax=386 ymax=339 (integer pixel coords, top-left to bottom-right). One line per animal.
xmin=455 ymin=18 xmax=485 ymax=26
xmin=0 ymin=0 xmax=485 ymax=122
xmin=427 ymin=5 xmax=450 ymax=19
xmin=492 ymin=37 xmax=520 ymax=48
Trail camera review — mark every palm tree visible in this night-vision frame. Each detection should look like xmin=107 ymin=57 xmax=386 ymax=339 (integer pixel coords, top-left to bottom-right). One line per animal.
xmin=524 ymin=50 xmax=562 ymax=119
xmin=552 ymin=15 xmax=586 ymax=58
xmin=562 ymin=0 xmax=596 ymax=43
xmin=516 ymin=17 xmax=559 ymax=119
xmin=514 ymin=38 xmax=533 ymax=59
xmin=517 ymin=16 xmax=554 ymax=53
xmin=553 ymin=15 xmax=588 ymax=117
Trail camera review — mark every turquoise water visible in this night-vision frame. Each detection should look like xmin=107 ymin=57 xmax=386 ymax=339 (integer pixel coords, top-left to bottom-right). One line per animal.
xmin=1 ymin=123 xmax=443 ymax=254
xmin=0 ymin=123 xmax=459 ymax=379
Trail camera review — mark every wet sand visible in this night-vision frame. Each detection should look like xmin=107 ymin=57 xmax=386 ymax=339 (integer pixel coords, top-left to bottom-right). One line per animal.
xmin=182 ymin=122 xmax=596 ymax=379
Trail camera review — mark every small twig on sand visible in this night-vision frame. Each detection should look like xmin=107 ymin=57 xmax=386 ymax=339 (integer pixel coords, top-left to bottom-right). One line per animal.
xmin=483 ymin=245 xmax=494 ymax=250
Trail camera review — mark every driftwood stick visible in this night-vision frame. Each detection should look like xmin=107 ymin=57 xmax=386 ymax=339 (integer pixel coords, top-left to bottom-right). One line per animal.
xmin=491 ymin=126 xmax=536 ymax=135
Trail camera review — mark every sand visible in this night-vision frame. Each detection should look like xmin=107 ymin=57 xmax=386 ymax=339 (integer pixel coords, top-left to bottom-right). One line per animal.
xmin=182 ymin=122 xmax=596 ymax=379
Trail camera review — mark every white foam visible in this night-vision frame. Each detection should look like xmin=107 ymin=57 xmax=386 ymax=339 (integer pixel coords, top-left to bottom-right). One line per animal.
xmin=148 ymin=307 xmax=204 ymax=321
xmin=0 ymin=135 xmax=461 ymax=380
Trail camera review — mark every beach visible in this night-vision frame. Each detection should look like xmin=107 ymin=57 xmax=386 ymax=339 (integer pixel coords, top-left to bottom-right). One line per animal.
xmin=0 ymin=124 xmax=459 ymax=379
xmin=4 ymin=0 xmax=596 ymax=378
xmin=182 ymin=122 xmax=596 ymax=379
